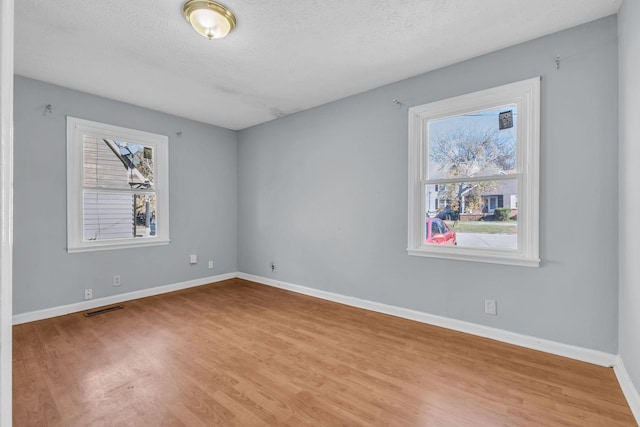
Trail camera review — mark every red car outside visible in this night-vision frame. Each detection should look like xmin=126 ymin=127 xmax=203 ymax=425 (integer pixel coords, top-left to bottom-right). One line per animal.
xmin=426 ymin=218 xmax=457 ymax=245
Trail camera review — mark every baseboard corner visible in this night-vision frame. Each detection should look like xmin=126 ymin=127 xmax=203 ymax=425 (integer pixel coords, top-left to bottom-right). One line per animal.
xmin=614 ymin=355 xmax=640 ymax=424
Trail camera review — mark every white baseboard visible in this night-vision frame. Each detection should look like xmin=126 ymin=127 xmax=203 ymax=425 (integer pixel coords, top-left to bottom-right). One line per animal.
xmin=237 ymin=272 xmax=617 ymax=368
xmin=12 ymin=272 xmax=238 ymax=325
xmin=614 ymin=355 xmax=640 ymax=424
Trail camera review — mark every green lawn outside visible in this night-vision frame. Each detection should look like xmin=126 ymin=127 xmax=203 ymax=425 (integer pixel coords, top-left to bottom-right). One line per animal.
xmin=444 ymin=220 xmax=517 ymax=234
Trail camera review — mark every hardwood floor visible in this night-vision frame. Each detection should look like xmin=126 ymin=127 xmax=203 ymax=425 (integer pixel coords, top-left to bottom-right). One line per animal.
xmin=13 ymin=278 xmax=636 ymax=426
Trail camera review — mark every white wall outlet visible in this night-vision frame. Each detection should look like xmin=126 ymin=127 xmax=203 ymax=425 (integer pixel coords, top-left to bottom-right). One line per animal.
xmin=270 ymin=262 xmax=276 ymax=272
xmin=485 ymin=299 xmax=497 ymax=315
xmin=190 ymin=254 xmax=197 ymax=264
xmin=113 ymin=275 xmax=121 ymax=287
xmin=84 ymin=288 xmax=93 ymax=300
xmin=208 ymin=260 xmax=214 ymax=269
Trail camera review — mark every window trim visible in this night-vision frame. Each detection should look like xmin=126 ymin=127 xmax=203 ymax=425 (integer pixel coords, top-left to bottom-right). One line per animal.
xmin=407 ymin=77 xmax=540 ymax=267
xmin=66 ymin=117 xmax=170 ymax=253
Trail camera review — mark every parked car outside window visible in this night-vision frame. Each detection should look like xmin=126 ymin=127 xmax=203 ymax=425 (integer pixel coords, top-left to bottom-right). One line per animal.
xmin=426 ymin=218 xmax=457 ymax=245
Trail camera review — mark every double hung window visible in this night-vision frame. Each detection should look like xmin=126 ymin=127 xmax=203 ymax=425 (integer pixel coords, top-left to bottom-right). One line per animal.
xmin=67 ymin=117 xmax=170 ymax=252
xmin=407 ymin=78 xmax=540 ymax=266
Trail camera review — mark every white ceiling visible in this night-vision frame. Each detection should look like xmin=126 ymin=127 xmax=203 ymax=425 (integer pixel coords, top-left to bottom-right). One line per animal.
xmin=15 ymin=0 xmax=621 ymax=130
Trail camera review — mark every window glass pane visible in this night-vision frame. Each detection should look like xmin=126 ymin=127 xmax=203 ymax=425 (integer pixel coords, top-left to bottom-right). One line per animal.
xmin=83 ymin=192 xmax=156 ymax=241
xmin=488 ymin=196 xmax=498 ymax=212
xmin=425 ymin=179 xmax=517 ymax=249
xmin=427 ymin=105 xmax=517 ymax=179
xmin=83 ymin=137 xmax=154 ymax=189
xmin=134 ymin=194 xmax=157 ymax=237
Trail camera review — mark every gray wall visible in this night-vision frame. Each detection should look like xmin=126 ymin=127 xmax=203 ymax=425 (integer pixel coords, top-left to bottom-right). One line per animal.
xmin=618 ymin=0 xmax=640 ymax=395
xmin=238 ymin=17 xmax=619 ymax=353
xmin=13 ymin=76 xmax=238 ymax=314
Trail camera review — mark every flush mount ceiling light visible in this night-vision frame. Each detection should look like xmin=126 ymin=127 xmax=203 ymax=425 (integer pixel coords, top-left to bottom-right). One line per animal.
xmin=183 ymin=0 xmax=236 ymax=39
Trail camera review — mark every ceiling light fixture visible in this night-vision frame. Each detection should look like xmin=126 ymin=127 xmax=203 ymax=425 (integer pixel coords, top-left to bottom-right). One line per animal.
xmin=183 ymin=0 xmax=236 ymax=40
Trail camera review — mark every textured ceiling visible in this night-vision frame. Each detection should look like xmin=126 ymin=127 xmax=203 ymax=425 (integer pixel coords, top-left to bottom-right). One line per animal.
xmin=15 ymin=0 xmax=621 ymax=130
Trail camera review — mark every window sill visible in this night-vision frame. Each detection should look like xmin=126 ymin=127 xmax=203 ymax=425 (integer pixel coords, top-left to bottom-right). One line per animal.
xmin=68 ymin=238 xmax=170 ymax=253
xmin=407 ymin=247 xmax=540 ymax=268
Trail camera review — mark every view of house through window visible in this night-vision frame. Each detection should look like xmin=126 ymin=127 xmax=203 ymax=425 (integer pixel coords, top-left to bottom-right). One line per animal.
xmin=425 ymin=106 xmax=518 ymax=249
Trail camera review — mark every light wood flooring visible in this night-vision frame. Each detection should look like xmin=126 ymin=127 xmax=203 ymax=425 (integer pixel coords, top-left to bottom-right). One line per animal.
xmin=13 ymin=278 xmax=636 ymax=426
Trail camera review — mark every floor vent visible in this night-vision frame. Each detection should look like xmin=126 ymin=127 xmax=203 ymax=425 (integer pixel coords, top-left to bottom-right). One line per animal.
xmin=84 ymin=305 xmax=124 ymax=317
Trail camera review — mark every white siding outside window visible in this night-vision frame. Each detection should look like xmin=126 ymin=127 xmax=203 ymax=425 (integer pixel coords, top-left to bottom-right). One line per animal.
xmin=83 ymin=192 xmax=134 ymax=241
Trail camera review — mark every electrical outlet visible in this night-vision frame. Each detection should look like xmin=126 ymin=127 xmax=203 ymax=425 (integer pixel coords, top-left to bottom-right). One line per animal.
xmin=270 ymin=262 xmax=276 ymax=272
xmin=208 ymin=260 xmax=214 ymax=269
xmin=84 ymin=288 xmax=93 ymax=300
xmin=485 ymin=299 xmax=497 ymax=315
xmin=113 ymin=275 xmax=121 ymax=287
xmin=190 ymin=254 xmax=197 ymax=264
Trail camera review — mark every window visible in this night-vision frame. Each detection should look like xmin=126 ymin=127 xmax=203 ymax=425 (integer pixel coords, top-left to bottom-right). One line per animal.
xmin=408 ymin=78 xmax=540 ymax=266
xmin=486 ymin=196 xmax=499 ymax=213
xmin=67 ymin=117 xmax=170 ymax=252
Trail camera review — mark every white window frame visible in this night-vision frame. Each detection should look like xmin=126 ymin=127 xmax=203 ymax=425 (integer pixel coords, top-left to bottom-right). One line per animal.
xmin=67 ymin=117 xmax=170 ymax=253
xmin=407 ymin=77 xmax=540 ymax=267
